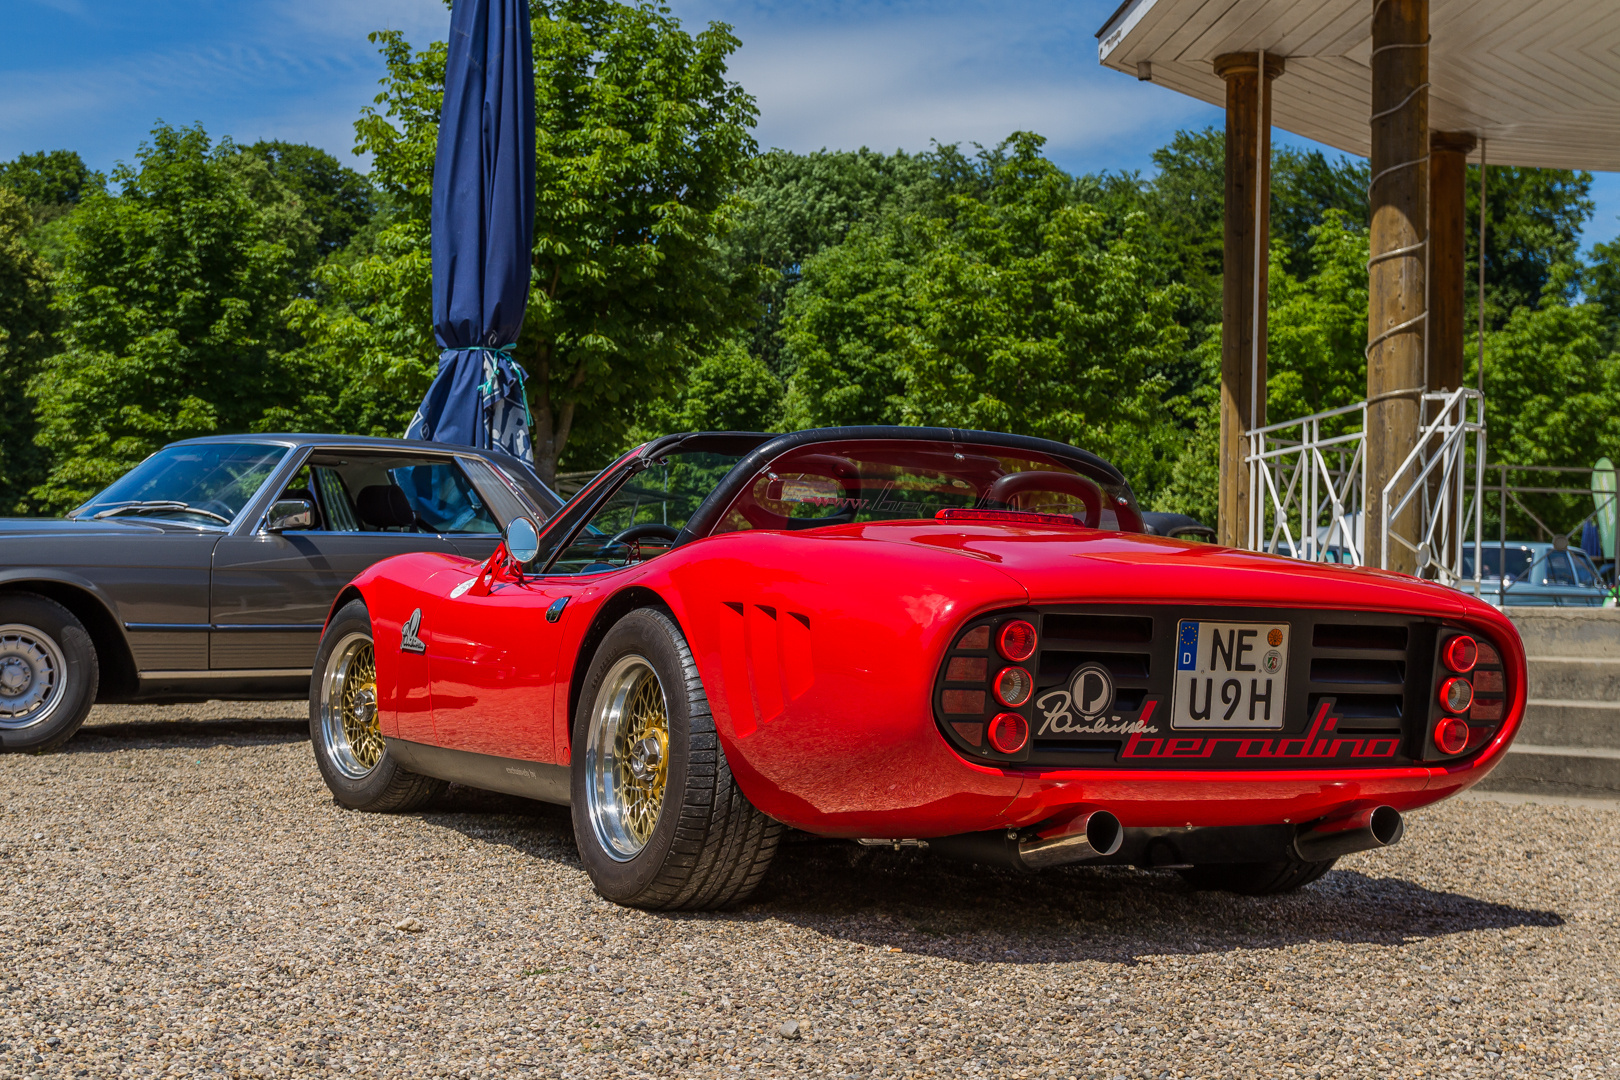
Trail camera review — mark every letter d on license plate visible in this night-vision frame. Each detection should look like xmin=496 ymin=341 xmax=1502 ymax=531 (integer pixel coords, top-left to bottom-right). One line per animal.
xmin=1170 ymin=620 xmax=1290 ymax=729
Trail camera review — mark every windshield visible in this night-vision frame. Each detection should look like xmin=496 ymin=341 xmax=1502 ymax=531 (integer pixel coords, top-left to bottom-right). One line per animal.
xmin=712 ymin=439 xmax=1141 ymax=534
xmin=73 ymin=442 xmax=288 ymax=526
xmin=545 ymin=450 xmax=748 ymax=574
xmin=1461 ymin=545 xmax=1536 ymax=581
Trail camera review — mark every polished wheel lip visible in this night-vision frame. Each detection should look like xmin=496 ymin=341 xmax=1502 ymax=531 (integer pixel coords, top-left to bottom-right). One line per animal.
xmin=585 ymin=654 xmax=671 ymax=862
xmin=318 ymin=630 xmax=383 ymax=780
xmin=0 ymin=622 xmax=68 ymax=730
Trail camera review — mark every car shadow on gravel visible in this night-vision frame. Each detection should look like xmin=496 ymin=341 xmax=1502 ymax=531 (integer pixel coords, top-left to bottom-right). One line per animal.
xmin=726 ymin=840 xmax=1564 ymax=964
xmin=66 ymin=718 xmax=310 ymax=750
xmin=411 ymin=784 xmax=581 ymax=860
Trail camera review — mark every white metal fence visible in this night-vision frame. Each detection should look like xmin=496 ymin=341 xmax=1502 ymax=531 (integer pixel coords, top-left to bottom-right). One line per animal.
xmin=1246 ymin=387 xmax=1486 ymax=592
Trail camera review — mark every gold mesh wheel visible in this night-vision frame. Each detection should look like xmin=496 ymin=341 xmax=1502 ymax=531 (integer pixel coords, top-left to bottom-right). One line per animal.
xmin=585 ymin=655 xmax=671 ymax=860
xmin=319 ymin=631 xmax=383 ymax=779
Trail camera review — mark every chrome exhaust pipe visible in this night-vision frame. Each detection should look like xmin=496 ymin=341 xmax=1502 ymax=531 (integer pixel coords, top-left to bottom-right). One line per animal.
xmin=928 ymin=809 xmax=1124 ymax=871
xmin=1018 ymin=810 xmax=1124 ymax=868
xmin=1293 ymin=805 xmax=1404 ymax=862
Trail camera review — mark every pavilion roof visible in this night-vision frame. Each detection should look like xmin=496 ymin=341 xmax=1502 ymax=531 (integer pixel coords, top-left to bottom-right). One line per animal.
xmin=1097 ymin=0 xmax=1620 ymax=170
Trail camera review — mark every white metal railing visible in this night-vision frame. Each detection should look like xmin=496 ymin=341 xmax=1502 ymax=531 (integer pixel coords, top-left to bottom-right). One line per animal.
xmin=1247 ymin=400 xmax=1369 ymax=566
xmin=1246 ymin=387 xmax=1486 ymax=592
xmin=1380 ymin=387 xmax=1486 ymax=591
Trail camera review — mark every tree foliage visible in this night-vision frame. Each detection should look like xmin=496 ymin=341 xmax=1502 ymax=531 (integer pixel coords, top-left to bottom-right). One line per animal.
xmin=29 ymin=124 xmax=314 ymax=509
xmin=0 ymin=188 xmax=56 ymax=513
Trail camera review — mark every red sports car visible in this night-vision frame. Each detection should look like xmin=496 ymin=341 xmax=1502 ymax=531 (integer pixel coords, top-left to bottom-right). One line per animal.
xmin=308 ymin=427 xmax=1524 ymax=910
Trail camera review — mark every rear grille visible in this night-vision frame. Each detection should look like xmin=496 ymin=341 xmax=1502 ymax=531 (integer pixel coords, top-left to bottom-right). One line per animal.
xmin=933 ymin=604 xmax=1470 ymax=770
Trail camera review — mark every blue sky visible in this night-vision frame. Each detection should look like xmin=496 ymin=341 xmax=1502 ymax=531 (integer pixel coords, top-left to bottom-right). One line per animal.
xmin=4 ymin=0 xmax=1617 ymax=250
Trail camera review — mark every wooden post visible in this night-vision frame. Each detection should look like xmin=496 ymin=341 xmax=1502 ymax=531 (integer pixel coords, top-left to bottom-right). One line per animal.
xmin=1367 ymin=0 xmax=1428 ymax=573
xmin=1429 ymin=131 xmax=1477 ymax=393
xmin=1214 ymin=51 xmax=1284 ymax=549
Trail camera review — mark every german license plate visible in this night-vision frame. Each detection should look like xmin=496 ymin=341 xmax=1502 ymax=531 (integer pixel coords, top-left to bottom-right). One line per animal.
xmin=1170 ymin=620 xmax=1290 ymax=729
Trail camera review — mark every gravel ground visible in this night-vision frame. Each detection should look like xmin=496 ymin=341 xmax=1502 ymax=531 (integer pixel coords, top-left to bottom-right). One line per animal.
xmin=2 ymin=703 xmax=1617 ymax=1079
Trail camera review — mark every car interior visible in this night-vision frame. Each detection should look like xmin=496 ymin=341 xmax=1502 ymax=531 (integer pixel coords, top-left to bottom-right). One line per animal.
xmin=272 ymin=453 xmax=501 ymax=535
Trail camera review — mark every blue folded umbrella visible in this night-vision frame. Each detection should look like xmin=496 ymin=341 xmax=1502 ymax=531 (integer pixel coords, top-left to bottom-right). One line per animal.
xmin=406 ymin=0 xmax=536 ymax=462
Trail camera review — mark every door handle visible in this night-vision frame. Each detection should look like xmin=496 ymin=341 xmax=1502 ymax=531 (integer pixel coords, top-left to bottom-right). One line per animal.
xmin=546 ymin=596 xmax=569 ymax=623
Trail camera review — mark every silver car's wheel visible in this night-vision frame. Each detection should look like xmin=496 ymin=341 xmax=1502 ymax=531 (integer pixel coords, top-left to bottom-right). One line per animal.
xmin=585 ymin=654 xmax=671 ymax=862
xmin=317 ymin=630 xmax=383 ymax=780
xmin=0 ymin=622 xmax=68 ymax=730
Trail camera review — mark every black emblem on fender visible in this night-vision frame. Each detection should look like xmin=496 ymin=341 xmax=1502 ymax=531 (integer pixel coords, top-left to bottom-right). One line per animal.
xmin=400 ymin=608 xmax=426 ymax=654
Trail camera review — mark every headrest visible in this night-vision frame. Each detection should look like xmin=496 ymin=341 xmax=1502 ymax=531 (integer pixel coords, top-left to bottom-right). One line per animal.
xmin=356 ymin=484 xmax=415 ymax=529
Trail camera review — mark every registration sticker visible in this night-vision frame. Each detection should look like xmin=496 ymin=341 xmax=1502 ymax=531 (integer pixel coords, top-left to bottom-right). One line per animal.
xmin=1169 ymin=620 xmax=1289 ymax=729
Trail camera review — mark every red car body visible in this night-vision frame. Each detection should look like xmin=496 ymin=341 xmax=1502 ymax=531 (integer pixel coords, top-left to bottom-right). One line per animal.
xmin=324 ymin=428 xmax=1524 ymax=875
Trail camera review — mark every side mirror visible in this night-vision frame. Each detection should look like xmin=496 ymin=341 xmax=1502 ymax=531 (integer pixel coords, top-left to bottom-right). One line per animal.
xmin=267 ymin=499 xmax=314 ymax=532
xmin=505 ymin=517 xmax=540 ymax=563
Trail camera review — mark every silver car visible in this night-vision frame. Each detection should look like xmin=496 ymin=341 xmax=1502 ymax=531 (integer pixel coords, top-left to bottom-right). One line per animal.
xmin=1461 ymin=542 xmax=1609 ymax=607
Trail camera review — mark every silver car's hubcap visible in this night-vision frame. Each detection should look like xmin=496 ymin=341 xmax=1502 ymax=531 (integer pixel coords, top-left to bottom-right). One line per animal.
xmin=0 ymin=624 xmax=67 ymax=730
xmin=585 ymin=655 xmax=671 ymax=861
xmin=318 ymin=631 xmax=384 ymax=780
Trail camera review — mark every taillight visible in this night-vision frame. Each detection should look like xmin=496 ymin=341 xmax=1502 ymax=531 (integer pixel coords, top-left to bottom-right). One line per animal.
xmin=1434 ymin=716 xmax=1470 ymax=755
xmin=987 ymin=712 xmax=1029 ymax=754
xmin=997 ymin=619 xmax=1037 ymax=662
xmin=993 ymin=666 xmax=1033 ymax=707
xmin=1441 ymin=634 xmax=1478 ymax=673
xmin=1439 ymin=676 xmax=1473 ymax=713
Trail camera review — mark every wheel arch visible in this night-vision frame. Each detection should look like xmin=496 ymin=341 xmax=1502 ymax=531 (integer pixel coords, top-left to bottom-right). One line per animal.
xmin=566 ymin=585 xmax=678 ymax=750
xmin=0 ymin=574 xmax=138 ymax=700
xmin=325 ymin=584 xmax=370 ymax=632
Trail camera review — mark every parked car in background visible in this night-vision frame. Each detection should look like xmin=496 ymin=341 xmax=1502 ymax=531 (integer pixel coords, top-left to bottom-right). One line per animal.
xmin=1141 ymin=511 xmax=1215 ymax=542
xmin=0 ymin=434 xmax=562 ymax=752
xmin=1461 ymin=542 xmax=1608 ymax=607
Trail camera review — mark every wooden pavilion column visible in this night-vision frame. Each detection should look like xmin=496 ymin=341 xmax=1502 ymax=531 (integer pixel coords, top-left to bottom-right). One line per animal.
xmin=1214 ymin=51 xmax=1285 ymax=549
xmin=1366 ymin=0 xmax=1428 ymax=573
xmin=1429 ymin=131 xmax=1477 ymax=393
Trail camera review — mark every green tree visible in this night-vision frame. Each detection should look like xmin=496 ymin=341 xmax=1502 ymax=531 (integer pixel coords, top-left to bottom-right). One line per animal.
xmin=1466 ymin=166 xmax=1593 ymax=331
xmin=294 ymin=0 xmax=764 ymax=484
xmin=781 ymin=134 xmax=1186 ymax=485
xmin=29 ymin=123 xmax=315 ymax=510
xmin=0 ymin=149 xmax=106 ymax=266
xmin=243 ymin=141 xmax=375 ymax=263
xmin=0 ymin=188 xmax=56 ymax=513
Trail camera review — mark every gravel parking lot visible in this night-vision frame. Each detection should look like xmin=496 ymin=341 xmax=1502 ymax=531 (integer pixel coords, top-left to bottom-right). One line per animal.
xmin=3 ymin=704 xmax=1617 ymax=1079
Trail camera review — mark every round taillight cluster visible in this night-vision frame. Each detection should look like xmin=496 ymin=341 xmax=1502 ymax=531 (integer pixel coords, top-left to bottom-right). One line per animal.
xmin=997 ymin=619 xmax=1037 ymax=662
xmin=1439 ymin=676 xmax=1473 ymax=714
xmin=1441 ymin=634 xmax=1478 ymax=674
xmin=1434 ymin=716 xmax=1471 ymax=756
xmin=987 ymin=712 xmax=1029 ymax=754
xmin=994 ymin=666 xmax=1033 ymax=707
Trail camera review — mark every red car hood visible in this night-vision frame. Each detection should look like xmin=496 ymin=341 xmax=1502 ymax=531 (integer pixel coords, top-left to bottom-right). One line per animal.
xmin=817 ymin=521 xmax=1477 ymax=618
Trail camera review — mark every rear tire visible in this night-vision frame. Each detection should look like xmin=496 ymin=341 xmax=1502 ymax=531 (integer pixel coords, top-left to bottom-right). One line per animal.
xmin=1179 ymin=858 xmax=1338 ymax=895
xmin=571 ymin=607 xmax=782 ymax=910
xmin=0 ymin=592 xmax=99 ymax=754
xmin=310 ymin=599 xmax=445 ymax=812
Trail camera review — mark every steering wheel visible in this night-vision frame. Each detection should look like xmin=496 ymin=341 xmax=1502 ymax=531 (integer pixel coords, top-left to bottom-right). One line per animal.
xmin=610 ymin=523 xmax=680 ymax=547
xmin=981 ymin=471 xmax=1103 ymax=529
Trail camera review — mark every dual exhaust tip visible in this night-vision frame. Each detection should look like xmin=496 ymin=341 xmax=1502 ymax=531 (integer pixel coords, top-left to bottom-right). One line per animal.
xmin=923 ymin=804 xmax=1404 ymax=871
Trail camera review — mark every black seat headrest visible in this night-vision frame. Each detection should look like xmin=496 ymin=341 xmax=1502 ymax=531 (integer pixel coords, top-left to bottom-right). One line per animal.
xmin=356 ymin=484 xmax=415 ymax=529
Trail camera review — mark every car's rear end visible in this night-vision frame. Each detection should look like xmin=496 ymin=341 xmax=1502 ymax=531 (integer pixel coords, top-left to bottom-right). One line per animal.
xmin=915 ymin=528 xmax=1525 ymax=879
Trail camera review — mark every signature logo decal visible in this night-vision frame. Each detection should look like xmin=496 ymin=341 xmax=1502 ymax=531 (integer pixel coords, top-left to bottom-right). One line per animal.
xmin=1036 ymin=664 xmax=1159 ymax=735
xmin=400 ymin=608 xmax=426 ymax=654
xmin=1121 ymin=700 xmax=1399 ymax=761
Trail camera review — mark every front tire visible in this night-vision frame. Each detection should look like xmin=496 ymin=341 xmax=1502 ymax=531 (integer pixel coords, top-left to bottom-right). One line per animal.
xmin=571 ymin=608 xmax=782 ymax=910
xmin=310 ymin=599 xmax=445 ymax=812
xmin=0 ymin=592 xmax=99 ymax=754
xmin=1179 ymin=858 xmax=1338 ymax=895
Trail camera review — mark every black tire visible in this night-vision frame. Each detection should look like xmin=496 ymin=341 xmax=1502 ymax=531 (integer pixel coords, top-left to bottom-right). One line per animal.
xmin=0 ymin=592 xmax=99 ymax=754
xmin=1179 ymin=858 xmax=1338 ymax=895
xmin=310 ymin=599 xmax=445 ymax=812
xmin=571 ymin=607 xmax=782 ymax=911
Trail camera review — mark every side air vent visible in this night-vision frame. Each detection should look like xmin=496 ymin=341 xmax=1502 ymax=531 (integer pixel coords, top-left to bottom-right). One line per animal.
xmin=1313 ymin=623 xmax=1409 ymax=651
xmin=1042 ymin=613 xmax=1154 ymax=646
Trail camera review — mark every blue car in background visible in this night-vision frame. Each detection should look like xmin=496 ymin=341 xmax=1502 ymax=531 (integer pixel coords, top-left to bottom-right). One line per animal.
xmin=1462 ymin=542 xmax=1610 ymax=606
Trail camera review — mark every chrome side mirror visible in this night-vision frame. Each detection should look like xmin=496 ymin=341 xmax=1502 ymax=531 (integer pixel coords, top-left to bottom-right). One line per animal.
xmin=505 ymin=517 xmax=540 ymax=563
xmin=267 ymin=499 xmax=314 ymax=532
